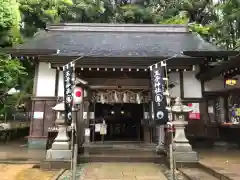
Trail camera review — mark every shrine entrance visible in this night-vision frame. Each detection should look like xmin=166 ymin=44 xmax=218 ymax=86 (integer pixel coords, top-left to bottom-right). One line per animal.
xmin=92 ymin=103 xmax=144 ymax=141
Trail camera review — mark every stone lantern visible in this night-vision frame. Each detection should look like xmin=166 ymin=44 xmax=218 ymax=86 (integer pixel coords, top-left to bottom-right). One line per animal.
xmin=46 ymin=101 xmax=72 ymax=161
xmin=172 ymin=97 xmax=198 ymax=163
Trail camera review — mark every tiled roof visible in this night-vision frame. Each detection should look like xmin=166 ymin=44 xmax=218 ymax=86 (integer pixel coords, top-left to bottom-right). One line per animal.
xmin=15 ymin=24 xmax=221 ymax=57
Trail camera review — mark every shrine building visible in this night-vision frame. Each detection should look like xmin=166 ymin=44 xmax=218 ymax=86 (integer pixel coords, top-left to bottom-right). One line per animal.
xmin=3 ymin=23 xmax=238 ymax=149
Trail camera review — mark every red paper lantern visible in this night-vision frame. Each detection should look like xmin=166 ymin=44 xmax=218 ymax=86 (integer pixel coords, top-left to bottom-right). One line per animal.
xmin=73 ymin=87 xmax=83 ymax=104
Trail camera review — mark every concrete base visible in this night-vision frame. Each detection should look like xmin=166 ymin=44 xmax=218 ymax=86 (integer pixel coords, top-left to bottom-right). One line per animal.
xmin=41 ymin=160 xmax=71 ymax=169
xmin=46 ymin=149 xmax=72 ymax=161
xmin=51 ymin=141 xmax=70 ymax=150
xmin=28 ymin=137 xmax=47 ymax=149
xmin=174 ymin=151 xmax=198 ymax=163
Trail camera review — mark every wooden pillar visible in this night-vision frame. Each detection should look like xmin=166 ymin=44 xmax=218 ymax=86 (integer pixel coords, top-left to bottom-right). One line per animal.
xmin=89 ymin=102 xmax=96 ymax=142
xmin=76 ymin=102 xmax=84 ymax=147
xmin=143 ymin=103 xmax=151 ymax=143
xmin=83 ymin=100 xmax=90 ymax=140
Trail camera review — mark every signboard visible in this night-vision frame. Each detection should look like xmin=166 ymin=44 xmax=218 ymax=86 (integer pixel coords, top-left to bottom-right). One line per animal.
xmin=100 ymin=124 xmax=107 ymax=135
xmin=33 ymin=112 xmax=44 ymax=119
xmin=188 ymin=103 xmax=200 ymax=120
xmin=95 ymin=123 xmax=101 ymax=132
xmin=85 ymin=128 xmax=90 ymax=136
xmin=63 ymin=63 xmax=74 ymax=123
xmin=235 ymin=108 xmax=240 ymax=116
xmin=150 ymin=64 xmax=168 ymax=125
xmin=83 ymin=112 xmax=87 ymax=119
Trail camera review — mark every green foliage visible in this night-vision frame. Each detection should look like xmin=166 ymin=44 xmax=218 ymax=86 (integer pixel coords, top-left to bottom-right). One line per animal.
xmin=0 ymin=54 xmax=26 ymax=91
xmin=0 ymin=0 xmax=239 ymax=50
xmin=189 ymin=23 xmax=211 ymax=36
xmin=0 ymin=0 xmax=22 ymax=47
xmin=159 ymin=12 xmax=189 ymax=24
xmin=0 ymin=54 xmax=28 ymax=116
xmin=210 ymin=0 xmax=240 ymax=49
xmin=19 ymin=0 xmax=68 ymax=36
xmin=159 ymin=12 xmax=211 ymax=39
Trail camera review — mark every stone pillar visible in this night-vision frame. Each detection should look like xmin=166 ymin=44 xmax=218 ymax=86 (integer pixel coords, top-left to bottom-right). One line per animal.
xmin=172 ymin=97 xmax=198 ymax=163
xmin=46 ymin=101 xmax=72 ymax=160
xmin=156 ymin=125 xmax=165 ymax=152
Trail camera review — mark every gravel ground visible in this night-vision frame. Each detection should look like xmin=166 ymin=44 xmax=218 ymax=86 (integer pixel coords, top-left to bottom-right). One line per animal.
xmin=0 ymin=164 xmax=58 ymax=180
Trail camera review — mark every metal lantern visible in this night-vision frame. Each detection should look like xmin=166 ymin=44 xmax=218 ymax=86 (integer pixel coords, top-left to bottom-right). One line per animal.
xmin=225 ymin=78 xmax=237 ymax=86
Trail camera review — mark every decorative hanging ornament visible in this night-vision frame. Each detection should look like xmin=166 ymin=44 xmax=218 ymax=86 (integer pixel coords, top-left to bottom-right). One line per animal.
xmin=100 ymin=93 xmax=105 ymax=104
xmin=123 ymin=92 xmax=127 ymax=103
xmin=114 ymin=91 xmax=119 ymax=103
xmin=136 ymin=93 xmax=141 ymax=104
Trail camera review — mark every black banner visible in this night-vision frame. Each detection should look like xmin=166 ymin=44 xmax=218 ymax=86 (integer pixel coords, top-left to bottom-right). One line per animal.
xmin=63 ymin=63 xmax=74 ymax=123
xmin=150 ymin=64 xmax=168 ymax=125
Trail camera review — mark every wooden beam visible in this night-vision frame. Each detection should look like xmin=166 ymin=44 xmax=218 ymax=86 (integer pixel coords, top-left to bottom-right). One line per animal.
xmin=0 ymin=48 xmax=57 ymax=55
xmin=198 ymin=55 xmax=240 ymax=81
xmin=40 ymin=55 xmax=204 ymax=67
xmin=179 ymin=71 xmax=184 ymax=98
xmin=183 ymin=50 xmax=238 ymax=57
xmin=90 ymin=85 xmax=150 ymax=90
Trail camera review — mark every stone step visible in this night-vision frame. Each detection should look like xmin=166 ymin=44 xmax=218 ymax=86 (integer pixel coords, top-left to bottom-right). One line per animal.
xmin=86 ymin=147 xmax=156 ymax=153
xmin=199 ymin=163 xmax=239 ymax=180
xmin=78 ymin=154 xmax=165 ymax=163
xmin=81 ymin=142 xmax=160 ymax=163
xmin=83 ymin=142 xmax=157 ymax=154
xmin=179 ymin=167 xmax=220 ymax=180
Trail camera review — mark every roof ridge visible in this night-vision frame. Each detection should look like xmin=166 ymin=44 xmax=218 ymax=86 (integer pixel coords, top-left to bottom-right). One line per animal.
xmin=48 ymin=23 xmax=187 ymax=27
xmin=47 ymin=23 xmax=188 ymax=33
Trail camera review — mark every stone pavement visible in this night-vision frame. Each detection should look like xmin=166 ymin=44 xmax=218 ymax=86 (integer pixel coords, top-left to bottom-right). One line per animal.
xmin=199 ymin=150 xmax=240 ymax=179
xmin=0 ymin=139 xmax=45 ymax=162
xmin=2 ymin=140 xmax=240 ymax=179
xmin=59 ymin=163 xmax=168 ymax=180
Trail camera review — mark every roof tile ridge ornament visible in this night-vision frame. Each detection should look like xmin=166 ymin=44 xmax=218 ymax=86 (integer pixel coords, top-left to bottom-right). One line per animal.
xmin=46 ymin=23 xmax=188 ymax=33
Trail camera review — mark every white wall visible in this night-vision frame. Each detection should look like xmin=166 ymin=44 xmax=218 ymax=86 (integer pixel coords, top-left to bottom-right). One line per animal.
xmin=58 ymin=71 xmax=64 ymax=97
xmin=36 ymin=62 xmax=56 ymax=97
xmin=204 ymin=75 xmax=240 ymax=91
xmin=183 ymin=71 xmax=202 ymax=98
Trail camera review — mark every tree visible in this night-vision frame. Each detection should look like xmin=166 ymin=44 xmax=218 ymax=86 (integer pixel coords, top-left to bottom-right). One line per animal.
xmin=19 ymin=0 xmax=73 ymax=37
xmin=210 ymin=0 xmax=240 ymax=49
xmin=0 ymin=0 xmax=22 ymax=47
xmin=0 ymin=54 xmax=27 ymax=116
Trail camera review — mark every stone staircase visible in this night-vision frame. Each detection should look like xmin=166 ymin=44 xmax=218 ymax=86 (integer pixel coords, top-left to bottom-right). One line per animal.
xmin=178 ymin=163 xmax=237 ymax=180
xmin=79 ymin=141 xmax=165 ymax=163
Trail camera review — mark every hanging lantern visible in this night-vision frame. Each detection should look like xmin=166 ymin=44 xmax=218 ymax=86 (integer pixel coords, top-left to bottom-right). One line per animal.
xmin=225 ymin=78 xmax=237 ymax=86
xmin=73 ymin=87 xmax=83 ymax=105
